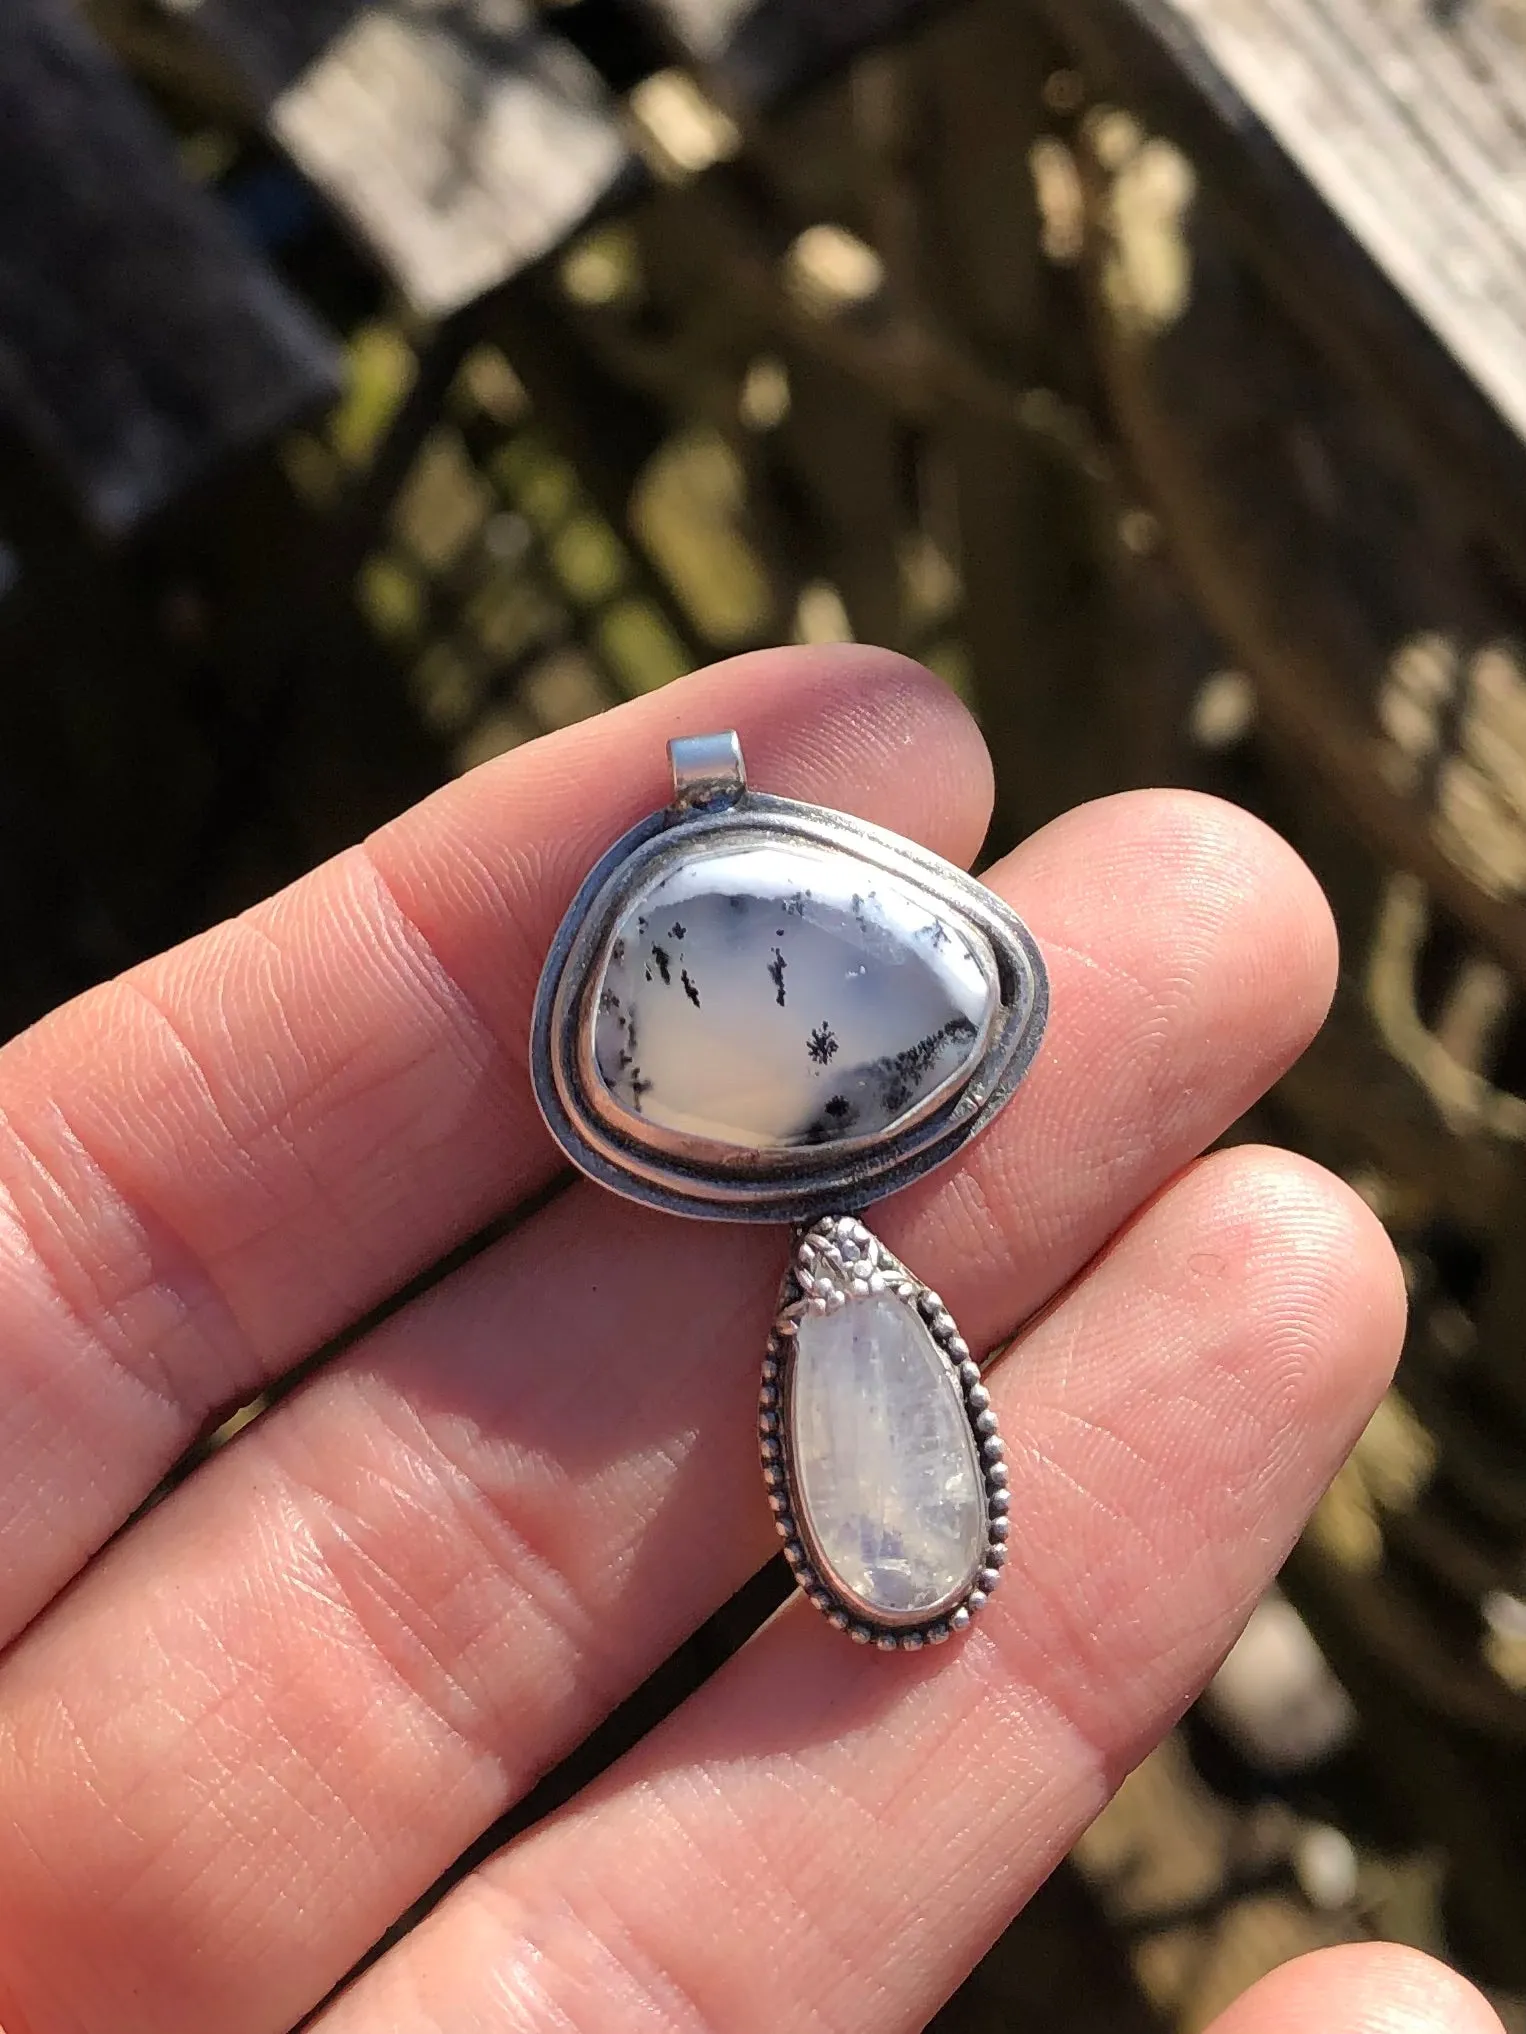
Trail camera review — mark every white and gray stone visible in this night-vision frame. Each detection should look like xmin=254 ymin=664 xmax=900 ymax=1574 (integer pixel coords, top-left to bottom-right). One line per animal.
xmin=591 ymin=842 xmax=995 ymax=1151
xmin=789 ymin=1291 xmax=986 ymax=1621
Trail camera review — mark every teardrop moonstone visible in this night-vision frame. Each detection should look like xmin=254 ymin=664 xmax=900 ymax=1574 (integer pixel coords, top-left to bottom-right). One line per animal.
xmin=789 ymin=1292 xmax=986 ymax=1621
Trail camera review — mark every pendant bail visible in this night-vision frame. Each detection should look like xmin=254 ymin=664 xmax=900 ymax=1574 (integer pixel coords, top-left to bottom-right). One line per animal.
xmin=668 ymin=730 xmax=747 ymax=811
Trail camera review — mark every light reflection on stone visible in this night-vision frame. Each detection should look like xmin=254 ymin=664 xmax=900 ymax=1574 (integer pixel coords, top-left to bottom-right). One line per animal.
xmin=790 ymin=1291 xmax=985 ymax=1619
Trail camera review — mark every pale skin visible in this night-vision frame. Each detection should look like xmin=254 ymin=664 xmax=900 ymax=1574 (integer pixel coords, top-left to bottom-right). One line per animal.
xmin=0 ymin=645 xmax=1500 ymax=2034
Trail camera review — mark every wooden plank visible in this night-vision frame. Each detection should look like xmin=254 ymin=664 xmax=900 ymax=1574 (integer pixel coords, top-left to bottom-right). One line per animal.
xmin=1085 ymin=197 xmax=1526 ymax=981
xmin=915 ymin=0 xmax=1066 ymax=372
xmin=950 ymin=410 xmax=1113 ymax=844
xmin=1143 ymin=0 xmax=1526 ymax=448
xmin=0 ymin=0 xmax=337 ymax=533
xmin=776 ymin=350 xmax=908 ymax=646
xmin=1044 ymin=0 xmax=1526 ymax=585
xmin=181 ymin=1 xmax=638 ymax=316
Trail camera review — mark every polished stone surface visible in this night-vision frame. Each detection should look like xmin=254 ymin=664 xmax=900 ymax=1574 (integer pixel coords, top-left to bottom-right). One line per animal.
xmin=591 ymin=841 xmax=994 ymax=1150
xmin=790 ymin=1291 xmax=985 ymax=1620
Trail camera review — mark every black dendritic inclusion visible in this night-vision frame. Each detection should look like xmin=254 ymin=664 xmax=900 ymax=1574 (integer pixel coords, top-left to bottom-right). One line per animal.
xmin=602 ymin=998 xmax=650 ymax=1103
xmin=799 ymin=1014 xmax=980 ymax=1142
xmin=768 ymin=948 xmax=787 ymax=1006
xmin=807 ymin=1023 xmax=838 ymax=1066
xmin=681 ymin=968 xmax=701 ymax=1008
xmin=878 ymin=1015 xmax=980 ymax=1113
xmin=650 ymin=944 xmax=672 ymax=986
xmin=603 ymin=1001 xmax=639 ymax=1074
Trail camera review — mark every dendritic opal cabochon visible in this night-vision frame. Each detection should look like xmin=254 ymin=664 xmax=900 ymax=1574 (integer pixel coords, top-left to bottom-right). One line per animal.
xmin=591 ymin=842 xmax=997 ymax=1154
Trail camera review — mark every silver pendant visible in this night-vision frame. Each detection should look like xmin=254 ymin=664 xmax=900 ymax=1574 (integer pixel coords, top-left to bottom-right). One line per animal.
xmin=532 ymin=732 xmax=1047 ymax=1645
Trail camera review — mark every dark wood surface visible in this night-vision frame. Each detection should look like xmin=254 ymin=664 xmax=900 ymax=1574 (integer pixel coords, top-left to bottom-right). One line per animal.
xmin=1125 ymin=0 xmax=1526 ymax=456
xmin=1044 ymin=0 xmax=1526 ymax=585
xmin=0 ymin=0 xmax=336 ymax=534
xmin=184 ymin=0 xmax=641 ymax=318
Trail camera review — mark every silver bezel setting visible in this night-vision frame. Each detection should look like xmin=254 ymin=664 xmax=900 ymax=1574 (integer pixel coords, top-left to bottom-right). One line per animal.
xmin=761 ymin=1216 xmax=1010 ymax=1648
xmin=530 ymin=767 xmax=1049 ymax=1224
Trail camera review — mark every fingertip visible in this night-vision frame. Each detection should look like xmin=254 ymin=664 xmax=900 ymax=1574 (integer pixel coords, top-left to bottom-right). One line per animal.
xmin=1188 ymin=788 xmax=1341 ymax=1028
xmin=1210 ymin=1145 xmax=1409 ymax=1400
xmin=1129 ymin=1146 xmax=1410 ymax=1524
xmin=683 ymin=644 xmax=995 ymax=865
xmin=894 ymin=793 xmax=1360 ymax=1360
xmin=1207 ymin=1944 xmax=1505 ymax=2034
xmin=1017 ymin=786 xmax=1340 ymax=1046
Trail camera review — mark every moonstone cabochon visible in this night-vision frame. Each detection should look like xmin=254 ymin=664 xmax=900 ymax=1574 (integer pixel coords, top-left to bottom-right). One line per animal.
xmin=591 ymin=842 xmax=997 ymax=1152
xmin=789 ymin=1292 xmax=986 ymax=1622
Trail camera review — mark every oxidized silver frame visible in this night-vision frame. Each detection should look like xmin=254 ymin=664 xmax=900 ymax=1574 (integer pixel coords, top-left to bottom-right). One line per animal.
xmin=760 ymin=1216 xmax=1010 ymax=1648
xmin=530 ymin=739 xmax=1049 ymax=1224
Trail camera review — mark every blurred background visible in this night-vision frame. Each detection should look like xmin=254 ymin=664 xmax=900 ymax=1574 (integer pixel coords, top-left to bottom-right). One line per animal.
xmin=6 ymin=0 xmax=1526 ymax=2026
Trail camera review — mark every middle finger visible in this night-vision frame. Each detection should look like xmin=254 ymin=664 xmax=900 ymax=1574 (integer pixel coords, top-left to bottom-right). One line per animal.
xmin=0 ymin=790 xmax=1335 ymax=2034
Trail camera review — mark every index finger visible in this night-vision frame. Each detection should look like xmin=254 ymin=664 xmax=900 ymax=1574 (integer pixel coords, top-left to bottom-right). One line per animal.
xmin=0 ymin=647 xmax=991 ymax=1642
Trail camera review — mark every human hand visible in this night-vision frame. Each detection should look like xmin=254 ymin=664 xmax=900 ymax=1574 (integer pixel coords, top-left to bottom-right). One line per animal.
xmin=0 ymin=647 xmax=1495 ymax=2033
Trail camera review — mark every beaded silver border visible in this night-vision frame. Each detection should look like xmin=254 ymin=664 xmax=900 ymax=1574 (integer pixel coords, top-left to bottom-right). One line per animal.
xmin=759 ymin=1215 xmax=1010 ymax=1649
xmin=530 ymin=766 xmax=1049 ymax=1225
